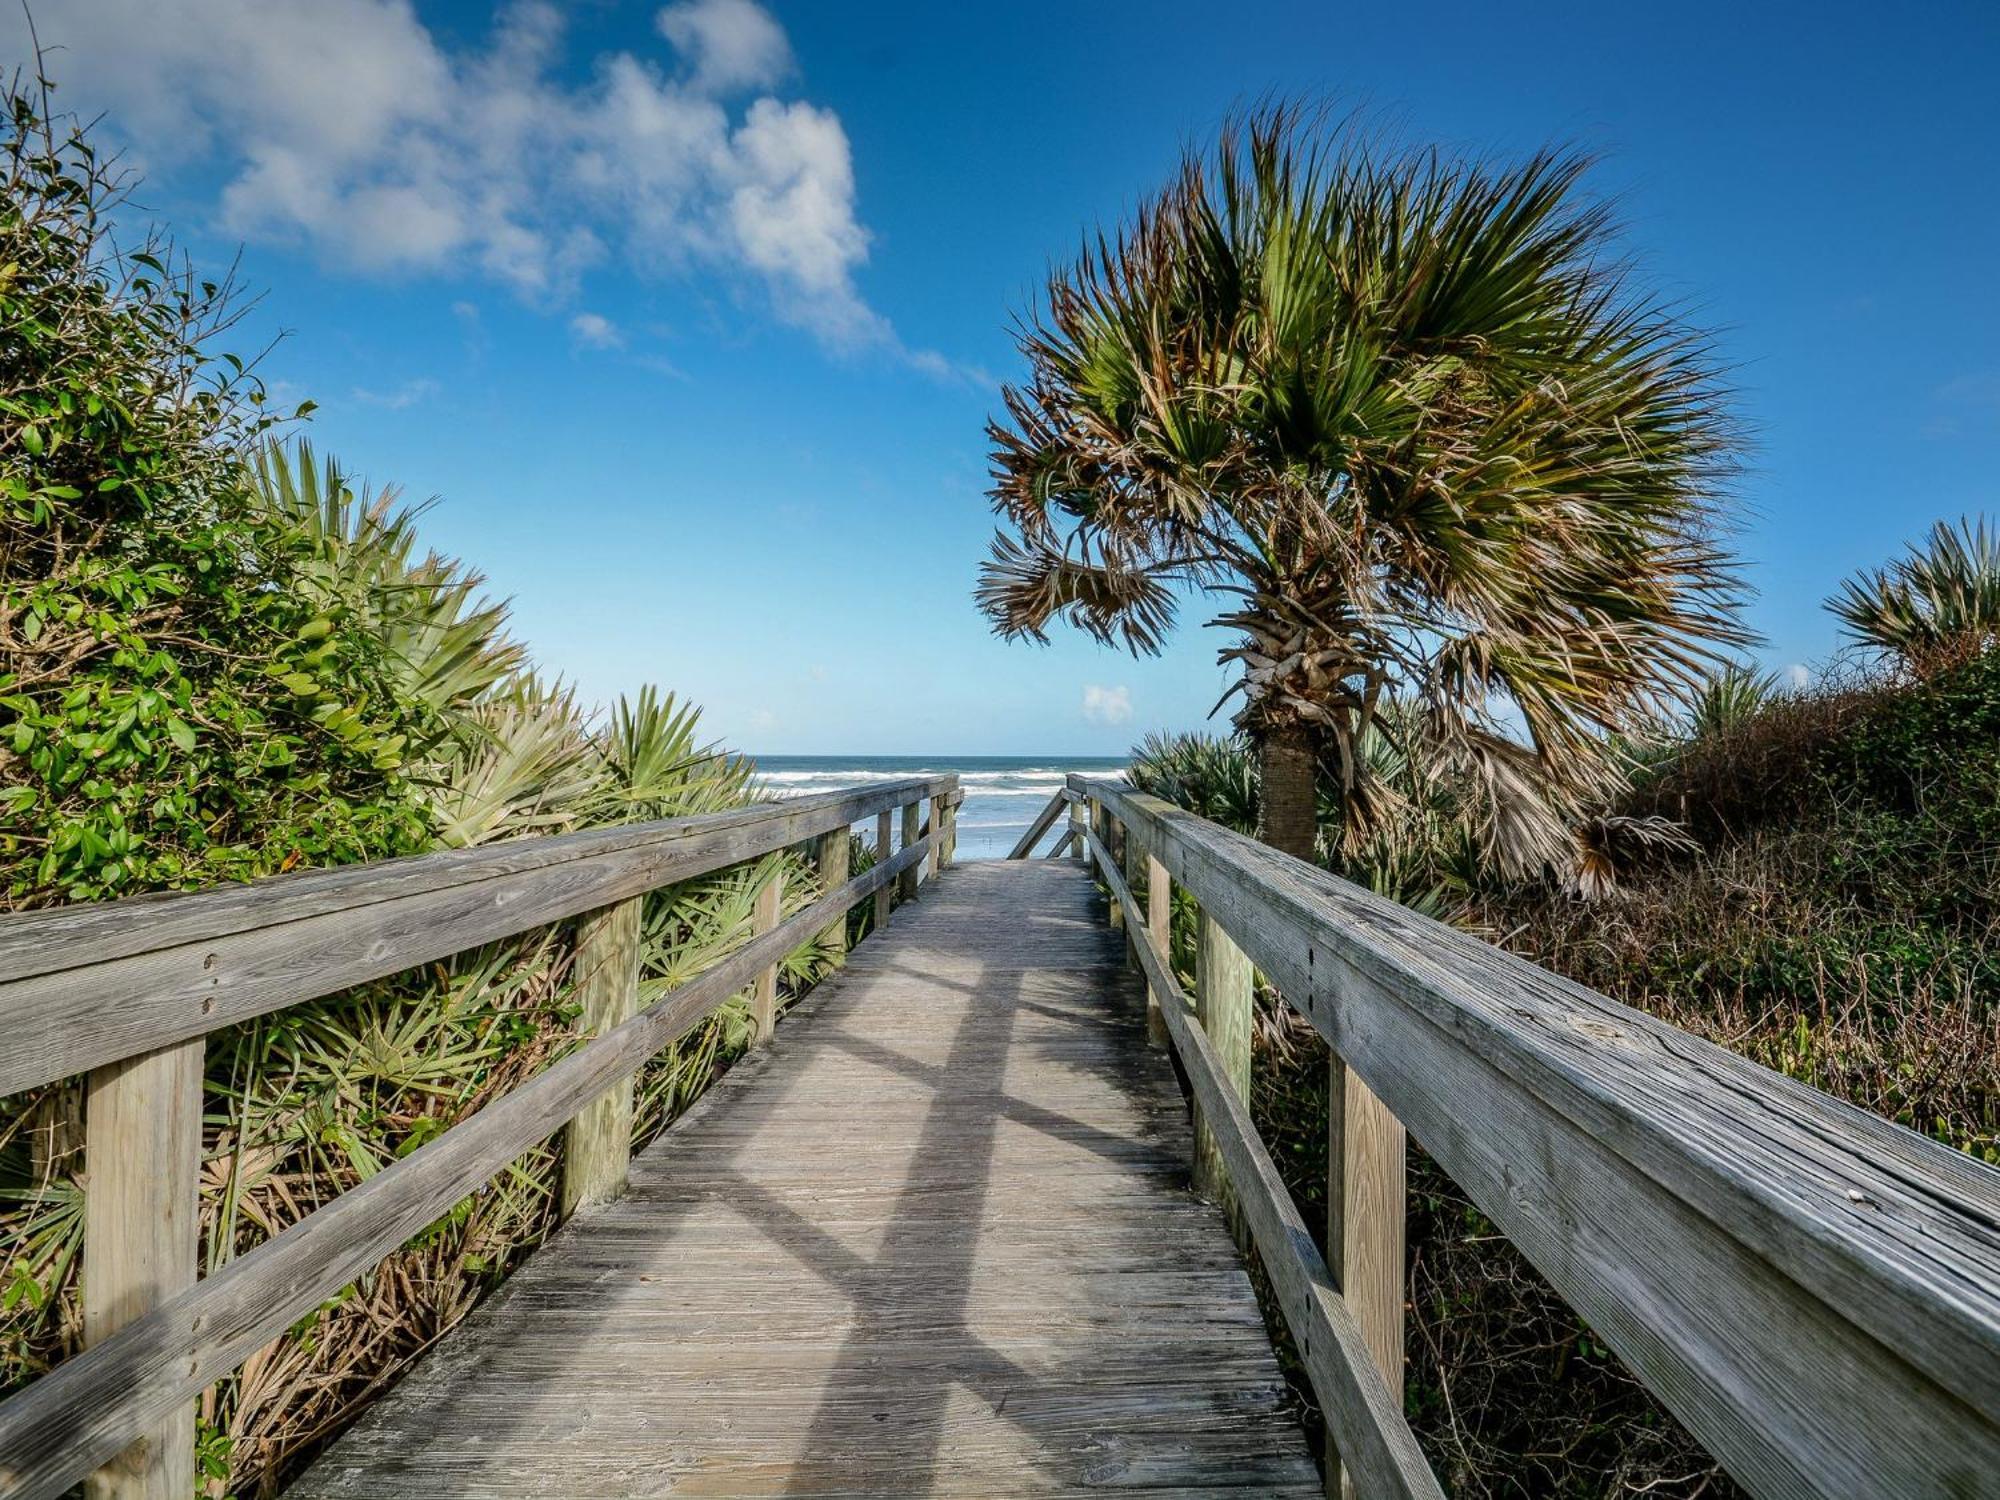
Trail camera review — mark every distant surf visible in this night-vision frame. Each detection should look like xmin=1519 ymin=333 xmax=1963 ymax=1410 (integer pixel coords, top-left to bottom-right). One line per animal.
xmin=750 ymin=755 xmax=1128 ymax=860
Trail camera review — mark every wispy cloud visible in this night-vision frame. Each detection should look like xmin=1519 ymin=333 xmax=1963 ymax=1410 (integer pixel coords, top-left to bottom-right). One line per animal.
xmin=352 ymin=378 xmax=439 ymax=410
xmin=1924 ymin=372 xmax=2000 ymax=438
xmin=569 ymin=312 xmax=624 ymax=349
xmin=10 ymin=0 xmax=946 ymax=361
xmin=1081 ymin=684 xmax=1133 ymax=727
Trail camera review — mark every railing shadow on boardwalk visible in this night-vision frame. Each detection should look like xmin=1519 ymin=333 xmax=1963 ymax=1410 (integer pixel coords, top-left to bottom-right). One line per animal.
xmin=289 ymin=861 xmax=1317 ymax=1495
xmin=0 ymin=772 xmax=1995 ymax=1500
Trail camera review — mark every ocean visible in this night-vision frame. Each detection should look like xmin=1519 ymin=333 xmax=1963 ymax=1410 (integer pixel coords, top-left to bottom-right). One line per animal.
xmin=750 ymin=755 xmax=1129 ymax=861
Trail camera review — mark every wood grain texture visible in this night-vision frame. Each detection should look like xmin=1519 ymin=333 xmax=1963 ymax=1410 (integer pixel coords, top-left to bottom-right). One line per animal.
xmin=0 ymin=835 xmax=938 ymax=1500
xmin=814 ymin=828 xmax=850 ymax=963
xmin=290 ymin=861 xmax=1320 ymax=1498
xmin=1193 ymin=906 xmax=1251 ymax=1232
xmin=751 ymin=869 xmax=781 ymax=1044
xmin=899 ymin=800 xmax=922 ymax=902
xmin=82 ymin=1039 xmax=202 ymax=1500
xmin=1082 ymin=829 xmax=1442 ymax=1500
xmin=559 ymin=899 xmax=645 ymax=1217
xmin=873 ymin=811 xmax=893 ymax=931
xmin=0 ymin=778 xmax=956 ymax=1097
xmin=1076 ymin=778 xmax=2000 ymax=1500
xmin=1006 ymin=787 xmax=1069 ymax=860
xmin=1144 ymin=851 xmax=1169 ymax=1048
xmin=1326 ymin=1059 xmax=1406 ymax=1500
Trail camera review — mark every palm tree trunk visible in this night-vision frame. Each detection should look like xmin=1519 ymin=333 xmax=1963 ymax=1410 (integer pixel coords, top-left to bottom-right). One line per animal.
xmin=1256 ymin=723 xmax=1318 ymax=862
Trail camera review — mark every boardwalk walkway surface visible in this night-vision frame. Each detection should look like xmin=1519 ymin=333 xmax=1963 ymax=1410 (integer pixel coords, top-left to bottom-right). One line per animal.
xmin=291 ymin=859 xmax=1320 ymax=1498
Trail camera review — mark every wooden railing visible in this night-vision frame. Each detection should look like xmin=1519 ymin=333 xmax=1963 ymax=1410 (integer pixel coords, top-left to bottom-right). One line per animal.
xmin=1018 ymin=775 xmax=2000 ymax=1500
xmin=0 ymin=776 xmax=960 ymax=1500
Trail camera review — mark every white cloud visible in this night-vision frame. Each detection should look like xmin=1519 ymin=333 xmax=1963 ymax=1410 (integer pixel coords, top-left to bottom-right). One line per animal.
xmin=1784 ymin=663 xmax=1812 ymax=689
xmin=1082 ymin=684 xmax=1133 ymax=727
xmin=8 ymin=1 xmax=898 ymax=352
xmin=656 ymin=0 xmax=792 ymax=93
xmin=569 ymin=312 xmax=624 ymax=349
xmin=351 ymin=378 xmax=439 ymax=410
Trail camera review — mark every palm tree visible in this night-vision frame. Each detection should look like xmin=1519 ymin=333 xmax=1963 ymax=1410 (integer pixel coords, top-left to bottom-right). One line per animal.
xmin=1828 ymin=517 xmax=2000 ymax=670
xmin=977 ymin=109 xmax=1747 ymax=868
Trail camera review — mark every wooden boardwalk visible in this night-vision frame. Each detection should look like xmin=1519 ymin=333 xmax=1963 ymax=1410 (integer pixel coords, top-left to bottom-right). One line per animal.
xmin=290 ymin=860 xmax=1320 ymax=1497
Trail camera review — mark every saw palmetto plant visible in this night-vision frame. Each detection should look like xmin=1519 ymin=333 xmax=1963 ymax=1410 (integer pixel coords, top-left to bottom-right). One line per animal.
xmin=980 ymin=107 xmax=1748 ymax=871
xmin=1829 ymin=516 xmax=2000 ymax=670
xmin=1 ymin=440 xmax=836 ymax=1496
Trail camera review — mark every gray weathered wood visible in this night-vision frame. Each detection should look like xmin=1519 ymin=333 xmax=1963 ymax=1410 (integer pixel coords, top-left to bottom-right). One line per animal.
xmin=1193 ymin=907 xmax=1251 ymax=1238
xmin=289 ymin=860 xmax=1321 ymax=1498
xmin=1082 ymin=828 xmax=1441 ymax=1500
xmin=751 ymin=867 xmax=781 ymax=1043
xmin=1326 ymin=1058 xmax=1406 ymax=1500
xmin=814 ymin=826 xmax=850 ymax=963
xmin=873 ymin=811 xmax=893 ymax=932
xmin=1005 ymin=787 xmax=1069 ymax=860
xmin=1144 ymin=850 xmax=1170 ymax=1048
xmin=0 ymin=835 xmax=940 ymax=1500
xmin=0 ymin=777 xmax=956 ymax=1098
xmin=82 ymin=1039 xmax=202 ymax=1500
xmin=560 ymin=898 xmax=645 ymax=1216
xmin=1076 ymin=778 xmax=2000 ymax=1500
xmin=899 ymin=801 xmax=922 ymax=903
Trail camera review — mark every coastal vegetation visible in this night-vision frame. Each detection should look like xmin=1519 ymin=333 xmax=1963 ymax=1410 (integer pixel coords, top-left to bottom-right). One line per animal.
xmin=978 ymin=107 xmax=1745 ymax=869
xmin=0 ymin=79 xmax=850 ymax=1496
xmin=1127 ymin=544 xmax=1999 ymax=1493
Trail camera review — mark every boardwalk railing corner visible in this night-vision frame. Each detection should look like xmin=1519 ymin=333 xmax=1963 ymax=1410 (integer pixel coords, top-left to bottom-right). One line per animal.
xmin=1008 ymin=774 xmax=2000 ymax=1500
xmin=0 ymin=776 xmax=961 ymax=1500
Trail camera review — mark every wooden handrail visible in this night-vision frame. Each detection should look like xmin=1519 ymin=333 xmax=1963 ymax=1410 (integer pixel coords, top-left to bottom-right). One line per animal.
xmin=0 ymin=777 xmax=956 ymax=1500
xmin=1080 ymin=823 xmax=1442 ymax=1500
xmin=0 ymin=776 xmax=956 ymax=1098
xmin=1071 ymin=775 xmax=2000 ymax=1500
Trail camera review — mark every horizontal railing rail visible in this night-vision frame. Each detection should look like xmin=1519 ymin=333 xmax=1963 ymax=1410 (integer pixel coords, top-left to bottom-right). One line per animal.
xmin=0 ymin=776 xmax=960 ymax=1500
xmin=1060 ymin=774 xmax=2000 ymax=1500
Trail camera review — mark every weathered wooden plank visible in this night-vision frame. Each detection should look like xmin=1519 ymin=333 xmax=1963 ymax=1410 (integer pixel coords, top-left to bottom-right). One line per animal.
xmin=1144 ymin=850 xmax=1170 ymax=1047
xmin=873 ymin=811 xmax=893 ymax=932
xmin=1192 ymin=906 xmax=1250 ymax=1230
xmin=814 ymin=827 xmax=850 ymax=963
xmin=1077 ymin=778 xmax=2000 ymax=1500
xmin=289 ymin=859 xmax=1321 ymax=1498
xmin=751 ymin=867 xmax=781 ymax=1043
xmin=899 ymin=800 xmax=922 ymax=903
xmin=1326 ymin=1058 xmax=1406 ymax=1500
xmin=81 ymin=1039 xmax=202 ymax=1500
xmin=0 ymin=835 xmax=939 ymax=1500
xmin=1006 ymin=787 xmax=1069 ymax=860
xmin=0 ymin=777 xmax=956 ymax=1097
xmin=559 ymin=898 xmax=644 ymax=1216
xmin=1083 ymin=829 xmax=1442 ymax=1500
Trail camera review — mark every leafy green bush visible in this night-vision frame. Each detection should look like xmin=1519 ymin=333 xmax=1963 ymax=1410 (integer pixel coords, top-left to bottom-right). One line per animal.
xmin=0 ymin=81 xmax=845 ymax=1498
xmin=0 ymin=90 xmax=434 ymax=905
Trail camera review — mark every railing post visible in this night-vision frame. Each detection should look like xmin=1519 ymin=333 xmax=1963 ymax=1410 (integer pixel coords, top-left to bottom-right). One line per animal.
xmin=1067 ymin=794 xmax=1088 ymax=861
xmin=1193 ymin=906 xmax=1252 ymax=1241
xmin=1101 ymin=807 xmax=1126 ymax=939
xmin=874 ymin=810 xmax=893 ymax=930
xmin=899 ymin=800 xmax=922 ymax=902
xmin=814 ymin=825 xmax=850 ymax=964
xmin=1144 ymin=849 xmax=1170 ymax=1046
xmin=83 ymin=1037 xmax=202 ymax=1500
xmin=751 ymin=863 xmax=781 ymax=1043
xmin=927 ymin=793 xmax=945 ymax=879
xmin=559 ymin=896 xmax=643 ymax=1216
xmin=940 ymin=792 xmax=957 ymax=867
xmin=1327 ymin=1058 xmax=1408 ymax=1499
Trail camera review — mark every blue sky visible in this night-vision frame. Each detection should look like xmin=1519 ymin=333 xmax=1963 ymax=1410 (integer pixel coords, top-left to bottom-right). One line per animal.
xmin=12 ymin=0 xmax=1998 ymax=754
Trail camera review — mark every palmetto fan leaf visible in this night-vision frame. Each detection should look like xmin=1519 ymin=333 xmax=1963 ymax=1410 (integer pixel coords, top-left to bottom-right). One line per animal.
xmin=1829 ymin=516 xmax=2000 ymax=667
xmin=981 ymin=106 xmax=1747 ymax=875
